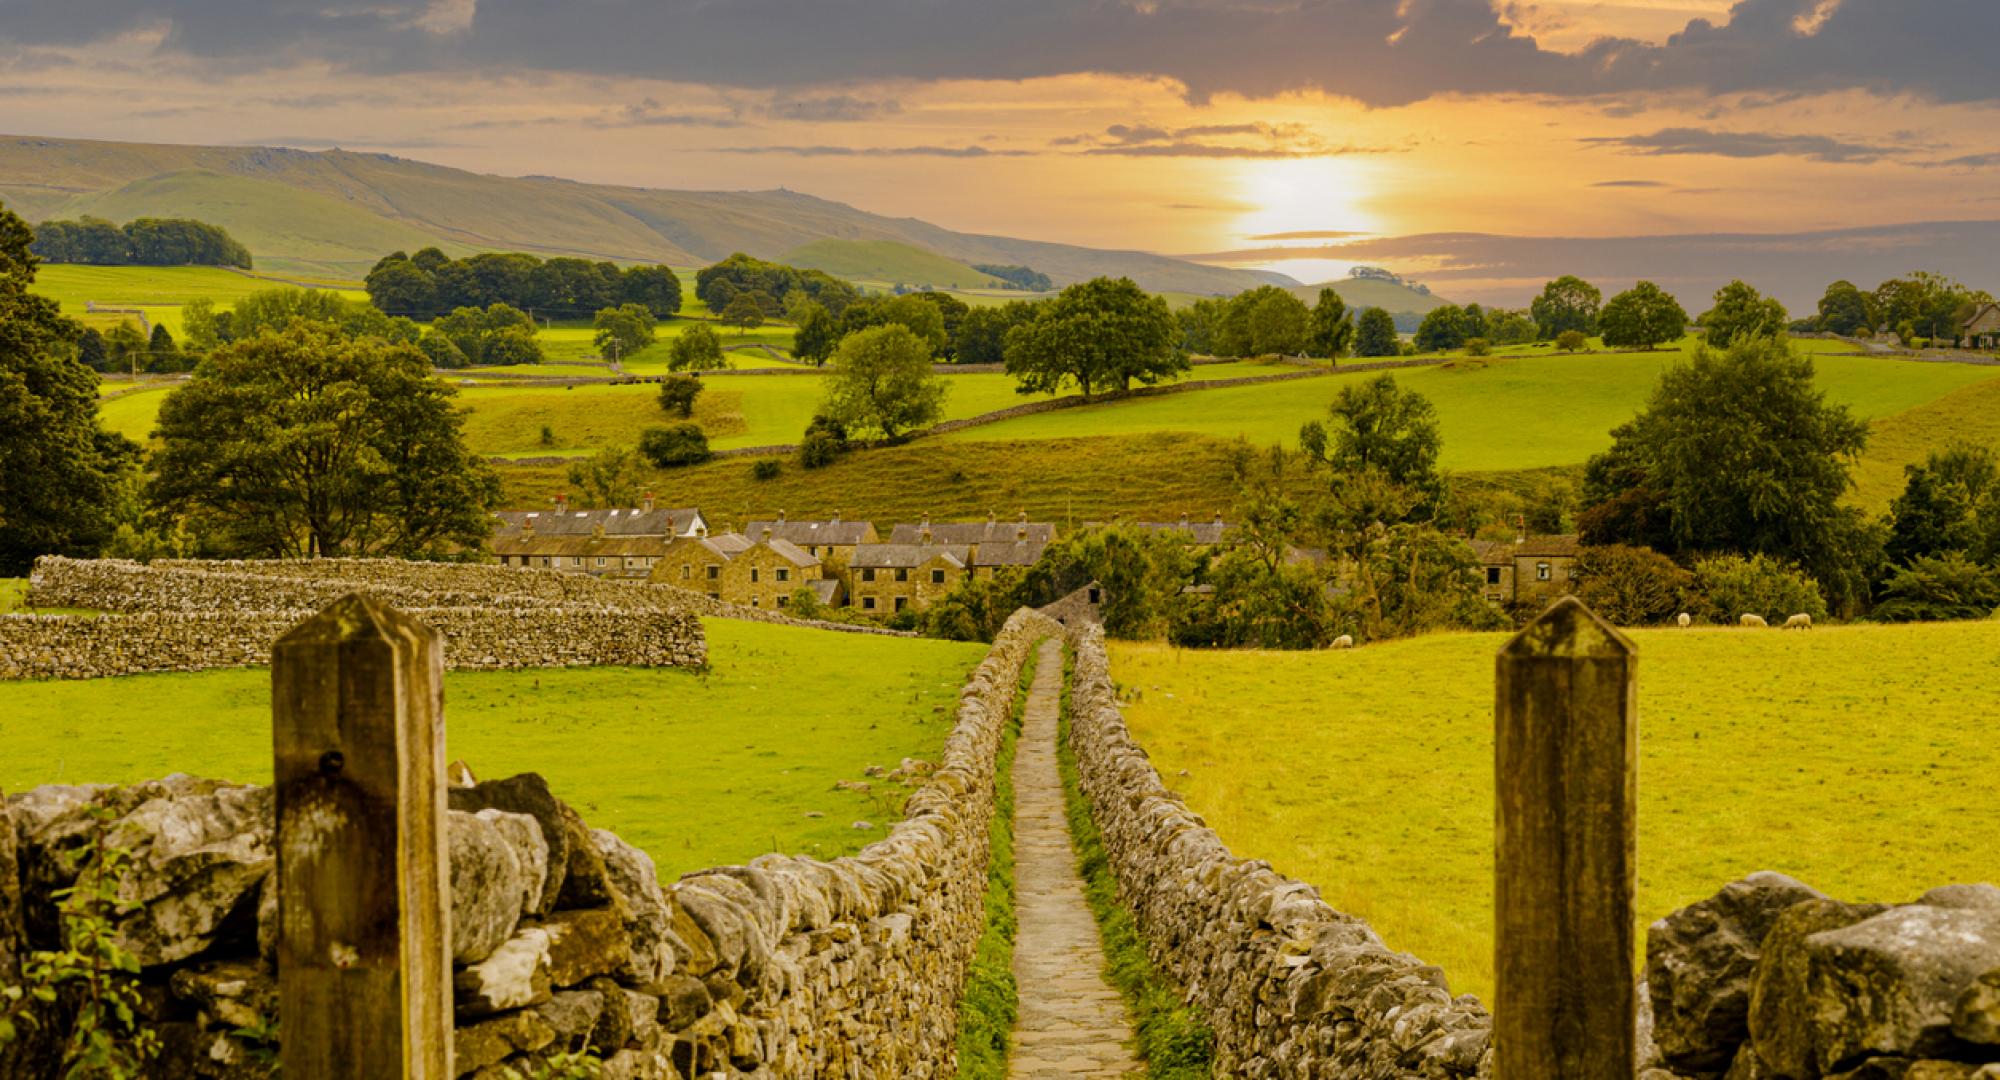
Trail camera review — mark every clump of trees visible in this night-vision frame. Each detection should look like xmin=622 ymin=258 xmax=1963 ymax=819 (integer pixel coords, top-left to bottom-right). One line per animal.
xmin=694 ymin=253 xmax=857 ymax=317
xmin=1532 ymin=275 xmax=1602 ymax=339
xmin=1599 ymin=281 xmax=1688 ymax=350
xmin=1798 ymin=272 xmax=1994 ymax=346
xmin=31 ymin=216 xmax=252 ymax=268
xmin=365 ymin=249 xmax=682 ymax=319
xmin=1004 ymin=277 xmax=1184 ymax=398
xmin=1177 ymin=286 xmax=1356 ymax=360
xmin=669 ymin=324 xmax=724 ymax=371
xmin=425 ymin=303 xmax=541 ymax=367
xmin=972 ymin=264 xmax=1053 ymax=291
xmin=592 ymin=303 xmax=656 ymax=361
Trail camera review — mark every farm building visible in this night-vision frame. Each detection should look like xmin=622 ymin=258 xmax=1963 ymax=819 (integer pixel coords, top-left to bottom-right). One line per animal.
xmin=1471 ymin=535 xmax=1581 ymax=605
xmin=650 ymin=531 xmax=754 ymax=598
xmin=1964 ymin=302 xmax=2000 ymax=348
xmin=492 ymin=529 xmax=668 ymax=578
xmin=848 ymin=540 xmax=972 ymax=615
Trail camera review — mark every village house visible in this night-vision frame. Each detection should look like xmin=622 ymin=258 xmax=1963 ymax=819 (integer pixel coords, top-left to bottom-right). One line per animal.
xmin=889 ymin=512 xmax=1056 ymax=548
xmin=491 ymin=494 xmax=705 ymax=575
xmin=968 ymin=531 xmax=1047 ymax=581
xmin=847 ymin=537 xmax=972 ymax=615
xmin=740 ymin=512 xmax=879 ymax=571
xmin=723 ymin=530 xmax=832 ymax=610
xmin=493 ymin=493 xmax=706 ymax=542
xmin=1963 ymin=302 xmax=2000 ymax=350
xmin=1095 ymin=513 xmax=1233 ymax=547
xmin=649 ymin=530 xmax=753 ymax=598
xmin=1471 ymin=534 xmax=1581 ymax=606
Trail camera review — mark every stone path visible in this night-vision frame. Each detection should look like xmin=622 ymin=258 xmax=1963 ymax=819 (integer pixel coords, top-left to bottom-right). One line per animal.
xmin=1007 ymin=639 xmax=1143 ymax=1079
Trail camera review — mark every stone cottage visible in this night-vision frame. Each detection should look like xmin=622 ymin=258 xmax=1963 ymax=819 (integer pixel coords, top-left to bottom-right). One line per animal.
xmin=888 ymin=512 xmax=1056 ymax=548
xmin=740 ymin=512 xmax=879 ymax=572
xmin=847 ymin=538 xmax=971 ymax=615
xmin=1472 ymin=534 xmax=1581 ymax=605
xmin=1964 ymin=301 xmax=2000 ymax=349
xmin=724 ymin=530 xmax=830 ymax=611
xmin=649 ymin=530 xmax=754 ymax=598
xmin=493 ymin=493 xmax=705 ymax=543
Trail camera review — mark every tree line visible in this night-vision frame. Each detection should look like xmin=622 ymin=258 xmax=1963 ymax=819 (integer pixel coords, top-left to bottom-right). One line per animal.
xmin=30 ymin=216 xmax=252 ymax=268
xmin=364 ymin=248 xmax=683 ymax=320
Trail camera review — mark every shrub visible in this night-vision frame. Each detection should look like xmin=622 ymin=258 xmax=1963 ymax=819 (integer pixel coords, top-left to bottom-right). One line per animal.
xmin=798 ymin=413 xmax=848 ymax=470
xmin=538 ymin=425 xmax=555 ymax=447
xmin=1573 ymin=544 xmax=1692 ymax=625
xmin=1556 ymin=329 xmax=1588 ymax=353
xmin=1690 ymin=552 xmax=1826 ymax=622
xmin=1463 ymin=336 xmax=1492 ymax=357
xmin=637 ymin=423 xmax=711 ymax=468
xmin=657 ymin=374 xmax=703 ymax=418
xmin=1871 ymin=552 xmax=2000 ymax=622
xmin=751 ymin=458 xmax=781 ymax=481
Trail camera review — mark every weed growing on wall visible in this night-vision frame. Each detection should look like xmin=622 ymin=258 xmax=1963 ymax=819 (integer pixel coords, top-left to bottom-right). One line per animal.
xmin=954 ymin=645 xmax=1039 ymax=1078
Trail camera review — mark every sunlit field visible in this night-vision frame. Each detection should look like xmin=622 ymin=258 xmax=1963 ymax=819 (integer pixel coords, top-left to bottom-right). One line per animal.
xmin=1107 ymin=623 xmax=2000 ymax=1004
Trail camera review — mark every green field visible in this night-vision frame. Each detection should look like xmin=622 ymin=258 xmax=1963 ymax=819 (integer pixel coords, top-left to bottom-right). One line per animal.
xmin=29 ymin=264 xmax=367 ymax=337
xmin=946 ymin=340 xmax=2000 ymax=470
xmin=1107 ymin=624 xmax=2000 ymax=1004
xmin=0 ymin=618 xmax=988 ymax=877
xmin=782 ymin=238 xmax=1008 ymax=290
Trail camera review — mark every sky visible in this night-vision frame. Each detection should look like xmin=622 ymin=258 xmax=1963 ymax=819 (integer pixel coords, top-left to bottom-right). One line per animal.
xmin=2 ymin=0 xmax=1996 ymax=302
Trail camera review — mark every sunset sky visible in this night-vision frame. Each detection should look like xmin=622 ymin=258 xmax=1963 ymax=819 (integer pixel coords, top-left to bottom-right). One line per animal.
xmin=3 ymin=0 xmax=1995 ymax=299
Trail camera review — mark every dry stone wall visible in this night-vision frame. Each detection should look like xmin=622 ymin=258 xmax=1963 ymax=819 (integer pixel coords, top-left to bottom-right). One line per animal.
xmin=0 ymin=608 xmax=1061 ymax=1078
xmin=1064 ymin=623 xmax=1494 ymax=1077
xmin=1 ymin=606 xmax=705 ymax=680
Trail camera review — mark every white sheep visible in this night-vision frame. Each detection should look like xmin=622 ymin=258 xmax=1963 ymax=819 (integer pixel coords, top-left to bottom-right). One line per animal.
xmin=1676 ymin=612 xmax=1691 ymax=628
xmin=1783 ymin=613 xmax=1813 ymax=630
xmin=1739 ymin=613 xmax=1769 ymax=628
xmin=1332 ymin=634 xmax=1354 ymax=649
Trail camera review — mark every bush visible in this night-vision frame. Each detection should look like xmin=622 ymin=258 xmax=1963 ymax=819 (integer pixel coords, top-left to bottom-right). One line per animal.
xmin=1556 ymin=329 xmax=1588 ymax=353
xmin=657 ymin=374 xmax=703 ymax=417
xmin=798 ymin=414 xmax=848 ymax=470
xmin=538 ymin=425 xmax=555 ymax=447
xmin=1690 ymin=552 xmax=1826 ymax=622
xmin=1871 ymin=552 xmax=2000 ymax=622
xmin=1573 ymin=544 xmax=1693 ymax=625
xmin=1463 ymin=336 xmax=1492 ymax=357
xmin=637 ymin=423 xmax=711 ymax=468
xmin=751 ymin=458 xmax=781 ymax=481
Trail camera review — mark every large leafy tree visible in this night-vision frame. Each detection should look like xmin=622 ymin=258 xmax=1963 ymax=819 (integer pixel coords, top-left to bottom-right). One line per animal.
xmin=149 ymin=321 xmax=499 ymax=558
xmin=1885 ymin=443 xmax=2000 ymax=565
xmin=1003 ymin=276 xmax=1183 ymax=398
xmin=1816 ymin=280 xmax=1875 ymax=336
xmin=1309 ymin=288 xmax=1354 ymax=359
xmin=1700 ymin=280 xmax=1788 ymax=348
xmin=820 ymin=324 xmax=948 ymax=439
xmin=1412 ymin=305 xmax=1468 ymax=353
xmin=1215 ymin=285 xmax=1310 ymax=357
xmin=1576 ymin=336 xmax=1871 ymax=604
xmin=1299 ymin=374 xmax=1442 ymax=491
xmin=0 ymin=203 xmax=139 ymax=574
xmin=1598 ymin=281 xmax=1689 ymax=350
xmin=1353 ymin=306 xmax=1399 ymax=357
xmin=1531 ymin=275 xmax=1602 ymax=339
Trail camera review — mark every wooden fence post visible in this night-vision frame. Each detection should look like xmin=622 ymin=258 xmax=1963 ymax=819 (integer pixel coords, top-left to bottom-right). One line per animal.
xmin=273 ymin=593 xmax=452 ymax=1078
xmin=1494 ymin=596 xmax=1637 ymax=1079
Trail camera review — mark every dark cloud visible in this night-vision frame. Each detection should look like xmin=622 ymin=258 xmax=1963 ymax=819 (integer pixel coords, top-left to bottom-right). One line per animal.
xmin=1592 ymin=179 xmax=1670 ymax=188
xmin=1056 ymin=120 xmax=1381 ymax=158
xmin=594 ymin=99 xmax=745 ymax=129
xmin=1582 ymin=127 xmax=1903 ymax=164
xmin=2 ymin=0 xmax=1993 ymax=108
xmin=707 ymin=144 xmax=1029 ymax=158
xmin=1912 ymin=151 xmax=2000 ymax=169
xmin=761 ymin=95 xmax=902 ymax=123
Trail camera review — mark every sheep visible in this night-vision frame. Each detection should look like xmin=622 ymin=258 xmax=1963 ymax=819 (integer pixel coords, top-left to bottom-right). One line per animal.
xmin=1739 ymin=613 xmax=1769 ymax=628
xmin=1676 ymin=612 xmax=1691 ymax=628
xmin=1332 ymin=634 xmax=1354 ymax=649
xmin=1783 ymin=613 xmax=1813 ymax=630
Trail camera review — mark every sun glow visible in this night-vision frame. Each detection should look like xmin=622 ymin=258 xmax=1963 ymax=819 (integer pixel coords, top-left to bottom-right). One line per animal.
xmin=1230 ymin=156 xmax=1385 ymax=283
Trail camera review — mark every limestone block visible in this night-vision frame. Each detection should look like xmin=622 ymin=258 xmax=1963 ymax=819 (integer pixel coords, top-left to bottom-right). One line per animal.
xmin=1645 ymin=871 xmax=1827 ymax=1072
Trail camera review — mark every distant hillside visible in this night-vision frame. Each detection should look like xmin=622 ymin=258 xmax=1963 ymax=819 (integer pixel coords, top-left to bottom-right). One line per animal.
xmin=782 ymin=239 xmax=1010 ymax=290
xmin=1287 ymin=276 xmax=1449 ymax=316
xmin=0 ymin=134 xmax=1290 ymax=294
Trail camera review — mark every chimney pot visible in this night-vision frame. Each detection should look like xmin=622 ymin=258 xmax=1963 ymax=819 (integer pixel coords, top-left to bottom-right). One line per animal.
xmin=778 ymin=510 xmax=787 ymax=523
xmin=643 ymin=491 xmax=655 ymax=512
xmin=762 ymin=527 xmax=774 ymax=542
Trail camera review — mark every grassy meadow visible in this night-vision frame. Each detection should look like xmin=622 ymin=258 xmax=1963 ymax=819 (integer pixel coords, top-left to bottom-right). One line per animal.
xmin=0 ymin=618 xmax=989 ymax=877
xmin=1106 ymin=624 xmax=2000 ymax=1004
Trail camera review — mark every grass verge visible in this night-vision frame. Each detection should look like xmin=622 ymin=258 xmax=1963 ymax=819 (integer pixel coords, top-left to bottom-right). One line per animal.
xmin=1056 ymin=644 xmax=1215 ymax=1079
xmin=954 ymin=644 xmax=1039 ymax=1078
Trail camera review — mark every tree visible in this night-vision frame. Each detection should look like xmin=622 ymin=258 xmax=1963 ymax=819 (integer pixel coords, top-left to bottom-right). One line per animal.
xmin=821 ymin=324 xmax=948 ymax=439
xmin=910 ymin=291 xmax=971 ymax=360
xmin=1599 ymin=281 xmax=1689 ymax=350
xmin=1003 ymin=277 xmax=1183 ymax=399
xmin=1872 ymin=553 xmax=2000 ymax=622
xmin=364 ymin=257 xmax=438 ymax=316
xmin=180 ymin=298 xmax=222 ymax=352
xmin=1221 ymin=286 xmax=1311 ymax=356
xmin=638 ymin=423 xmax=712 ymax=468
xmin=1576 ymin=335 xmax=1869 ymax=600
xmin=232 ymin=287 xmax=350 ymax=338
xmin=565 ymin=445 xmax=646 ymax=509
xmin=657 ymin=374 xmax=703 ymax=418
xmin=432 ymin=303 xmax=542 ymax=366
xmin=1572 ymin=544 xmax=1692 ymax=625
xmin=148 ymin=321 xmax=498 ymax=558
xmin=798 ymin=414 xmax=847 ymax=469
xmin=1531 ymin=275 xmax=1602 ymax=339
xmin=0 ymin=204 xmax=139 ymax=574
xmin=791 ymin=302 xmax=839 ymax=365
xmin=1885 ymin=443 xmax=1999 ymax=565
xmin=592 ymin=303 xmax=656 ymax=361
xmin=74 ymin=327 xmax=109 ymax=372
xmin=1309 ymin=288 xmax=1354 ymax=360
xmin=1302 ymin=374 xmax=1442 ymax=490
xmin=839 ymin=294 xmax=949 ymax=357
xmin=953 ymin=302 xmax=1039 ymax=366
xmin=102 ymin=323 xmax=147 ymax=374
xmin=1412 ymin=305 xmax=1467 ymax=353
xmin=1485 ymin=308 xmax=1538 ymax=345
xmin=146 ymin=323 xmax=181 ymax=372
xmin=619 ymin=264 xmax=683 ymax=317
xmin=668 ymin=323 xmax=724 ymax=371
xmin=1816 ymin=280 xmax=1875 ymax=336
xmin=1177 ymin=297 xmax=1226 ymax=355
xmin=1689 ymin=553 xmax=1827 ymax=623
xmin=1353 ymin=306 xmax=1399 ymax=357
xmin=720 ymin=293 xmax=765 ymax=332
xmin=1700 ymin=280 xmax=1788 ymax=348
xmin=1555 ymin=329 xmax=1588 ymax=353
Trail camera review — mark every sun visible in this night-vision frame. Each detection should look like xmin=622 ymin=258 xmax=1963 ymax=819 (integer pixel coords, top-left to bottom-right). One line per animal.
xmin=1231 ymin=157 xmax=1383 ymax=283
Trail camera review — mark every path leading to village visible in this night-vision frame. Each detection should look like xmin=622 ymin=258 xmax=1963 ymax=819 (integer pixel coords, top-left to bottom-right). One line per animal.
xmin=1007 ymin=639 xmax=1143 ymax=1079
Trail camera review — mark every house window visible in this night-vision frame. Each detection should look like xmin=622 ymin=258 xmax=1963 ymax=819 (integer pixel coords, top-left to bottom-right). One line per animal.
xmin=930 ymin=569 xmax=945 ymax=584
xmin=777 ymin=568 xmax=789 ymax=582
xmin=895 ymin=568 xmax=909 ymax=582
xmin=777 ymin=595 xmax=788 ymax=607
xmin=681 ymin=565 xmax=691 ymax=580
xmin=1536 ymin=562 xmax=1552 ymax=581
xmin=707 ymin=565 xmax=720 ymax=580
xmin=750 ymin=597 xmax=759 ymax=607
xmin=1088 ymin=588 xmax=1101 ymax=604
xmin=863 ymin=568 xmax=876 ymax=582
xmin=1487 ymin=567 xmax=1502 ymax=585
xmin=751 ymin=568 xmax=760 ymax=583
xmin=540 ymin=557 xmax=551 ymax=567
xmin=894 ymin=597 xmax=907 ymax=612
xmin=863 ymin=597 xmax=876 ymax=610
xmin=596 ymin=557 xmax=607 ymax=567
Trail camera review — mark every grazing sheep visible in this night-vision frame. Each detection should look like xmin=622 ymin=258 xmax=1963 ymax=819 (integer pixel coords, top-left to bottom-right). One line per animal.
xmin=1332 ymin=634 xmax=1354 ymax=649
xmin=1740 ymin=613 xmax=1769 ymax=628
xmin=1676 ymin=612 xmax=1692 ymax=628
xmin=1783 ymin=613 xmax=1813 ymax=630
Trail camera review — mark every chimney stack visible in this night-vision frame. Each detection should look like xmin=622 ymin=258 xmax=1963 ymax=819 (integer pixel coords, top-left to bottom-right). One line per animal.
xmin=920 ymin=526 xmax=933 ymax=545
xmin=1017 ymin=524 xmax=1028 ymax=541
xmin=1179 ymin=511 xmax=1190 ymax=529
xmin=762 ymin=527 xmax=774 ymax=543
xmin=830 ymin=510 xmax=842 ymax=524
xmin=642 ymin=491 xmax=655 ymax=513
xmin=665 ymin=516 xmax=675 ymax=537
xmin=554 ymin=492 xmax=569 ymax=513
xmin=778 ymin=509 xmax=787 ymax=523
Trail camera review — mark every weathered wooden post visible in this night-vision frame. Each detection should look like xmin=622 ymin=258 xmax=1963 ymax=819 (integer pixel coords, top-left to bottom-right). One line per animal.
xmin=1494 ymin=596 xmax=1637 ymax=1078
xmin=273 ymin=593 xmax=452 ymax=1078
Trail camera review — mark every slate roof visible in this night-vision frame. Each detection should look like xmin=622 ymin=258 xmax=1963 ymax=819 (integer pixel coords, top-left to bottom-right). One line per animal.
xmin=1471 ymin=534 xmax=1581 ymax=563
xmin=494 ymin=534 xmax=669 ymax=559
xmin=970 ymin=540 xmax=1047 ymax=568
xmin=743 ymin=519 xmax=878 ymax=547
xmin=759 ymin=537 xmax=821 ymax=568
xmin=807 ymin=579 xmax=843 ymax=604
xmin=889 ymin=520 xmax=1056 ymax=546
xmin=495 ymin=507 xmax=704 ymax=538
xmin=671 ymin=533 xmax=754 ymax=561
xmin=850 ymin=543 xmax=971 ymax=569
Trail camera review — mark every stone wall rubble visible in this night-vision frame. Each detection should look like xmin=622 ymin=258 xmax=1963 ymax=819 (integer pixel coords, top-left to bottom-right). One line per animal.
xmin=1062 ymin=623 xmax=1493 ymax=1077
xmin=0 ymin=608 xmax=1061 ymax=1077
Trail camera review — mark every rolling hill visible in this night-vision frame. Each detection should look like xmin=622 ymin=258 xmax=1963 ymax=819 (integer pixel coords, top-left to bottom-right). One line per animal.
xmin=781 ymin=239 xmax=1011 ymax=291
xmin=1288 ymin=275 xmax=1449 ymax=317
xmin=0 ymin=134 xmax=1292 ymax=294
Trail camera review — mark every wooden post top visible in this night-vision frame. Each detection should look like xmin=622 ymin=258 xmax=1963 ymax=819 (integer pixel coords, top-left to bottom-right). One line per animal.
xmin=1499 ymin=595 xmax=1635 ymax=661
xmin=274 ymin=591 xmax=442 ymax=653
